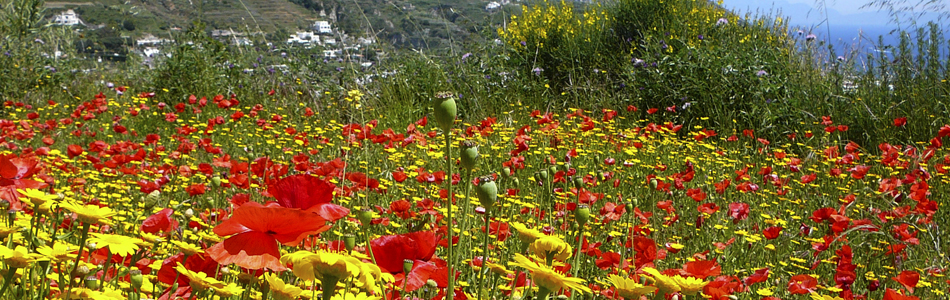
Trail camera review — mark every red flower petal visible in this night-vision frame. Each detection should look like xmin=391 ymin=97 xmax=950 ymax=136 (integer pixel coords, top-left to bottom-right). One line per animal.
xmin=213 ymin=203 xmax=329 ymax=245
xmin=207 ymin=231 xmax=284 ymax=271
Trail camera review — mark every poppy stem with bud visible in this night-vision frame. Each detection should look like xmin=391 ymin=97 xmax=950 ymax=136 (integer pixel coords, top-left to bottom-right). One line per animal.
xmin=63 ymin=222 xmax=91 ymax=300
xmin=433 ymin=91 xmax=458 ymax=300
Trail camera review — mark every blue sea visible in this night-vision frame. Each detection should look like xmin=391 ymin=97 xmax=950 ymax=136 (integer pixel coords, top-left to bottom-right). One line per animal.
xmin=796 ymin=24 xmax=949 ymax=66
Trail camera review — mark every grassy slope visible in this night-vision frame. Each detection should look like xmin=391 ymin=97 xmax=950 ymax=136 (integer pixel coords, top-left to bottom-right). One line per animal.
xmin=44 ymin=0 xmax=504 ymax=50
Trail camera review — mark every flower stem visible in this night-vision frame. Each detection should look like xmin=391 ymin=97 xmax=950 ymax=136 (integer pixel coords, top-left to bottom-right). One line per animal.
xmin=445 ymin=131 xmax=454 ymax=300
xmin=477 ymin=208 xmax=490 ymax=300
xmin=64 ymin=222 xmax=91 ymax=300
xmin=0 ymin=267 xmax=16 ymax=298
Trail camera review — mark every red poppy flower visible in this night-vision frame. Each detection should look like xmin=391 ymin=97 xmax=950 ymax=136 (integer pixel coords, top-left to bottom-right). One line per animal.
xmin=141 ymin=208 xmax=179 ymax=234
xmin=728 ymin=202 xmax=750 ymax=222
xmin=787 ymin=274 xmax=818 ymax=294
xmin=370 ymin=231 xmax=447 ymax=291
xmin=208 ymin=202 xmax=330 ymax=270
xmin=884 ymin=288 xmax=920 ymax=300
xmin=703 ymin=276 xmax=741 ymax=299
xmin=697 ymin=203 xmax=719 ymax=215
xmin=731 ymin=268 xmax=764 ymax=288
xmin=390 ymin=199 xmax=416 ymax=219
xmin=267 ymin=174 xmax=349 ymax=221
xmin=891 ymin=270 xmax=919 ymax=293
xmin=683 ymin=260 xmax=721 ymax=279
xmin=762 ymin=226 xmax=783 ymax=240
xmin=0 ymin=154 xmax=48 ymax=210
xmin=633 ymin=236 xmax=657 ymax=268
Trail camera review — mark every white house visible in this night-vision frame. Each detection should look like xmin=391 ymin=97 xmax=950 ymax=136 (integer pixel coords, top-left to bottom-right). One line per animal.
xmin=143 ymin=47 xmax=161 ymax=57
xmin=314 ymin=21 xmax=332 ymax=34
xmin=136 ymin=34 xmax=170 ymax=46
xmin=485 ymin=2 xmax=501 ymax=11
xmin=286 ymin=31 xmax=319 ymax=45
xmin=52 ymin=9 xmax=83 ymax=26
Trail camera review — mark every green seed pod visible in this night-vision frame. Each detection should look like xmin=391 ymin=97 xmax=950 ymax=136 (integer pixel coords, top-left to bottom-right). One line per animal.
xmin=649 ymin=178 xmax=658 ymax=190
xmin=538 ymin=169 xmax=549 ymax=181
xmin=130 ymin=269 xmax=144 ymax=290
xmin=432 ymin=91 xmax=457 ymax=132
xmin=475 ymin=176 xmax=498 ymax=208
xmin=460 ymin=140 xmax=478 ymax=171
xmin=211 ymin=176 xmax=222 ymax=186
xmin=403 ymin=259 xmax=415 ymax=274
xmin=343 ymin=234 xmax=356 ymax=252
xmin=85 ymin=275 xmax=98 ymax=290
xmin=357 ymin=208 xmax=374 ymax=225
xmin=573 ymin=177 xmax=584 ymax=188
xmin=575 ymin=204 xmax=591 ymax=227
xmin=548 ymin=166 xmax=558 ymax=177
xmin=511 ymin=177 xmax=520 ymax=187
xmin=501 ymin=167 xmax=511 ymax=179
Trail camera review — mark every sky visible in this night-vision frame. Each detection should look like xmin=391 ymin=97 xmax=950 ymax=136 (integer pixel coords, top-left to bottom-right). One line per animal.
xmin=723 ymin=0 xmax=943 ymax=25
xmin=721 ymin=0 xmax=945 ymax=53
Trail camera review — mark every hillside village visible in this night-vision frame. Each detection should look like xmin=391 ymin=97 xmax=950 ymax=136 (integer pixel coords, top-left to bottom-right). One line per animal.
xmin=45 ymin=0 xmax=521 ymax=67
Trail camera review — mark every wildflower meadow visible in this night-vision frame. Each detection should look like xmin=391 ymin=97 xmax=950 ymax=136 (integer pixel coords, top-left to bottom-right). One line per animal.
xmin=1 ymin=0 xmax=949 ymax=300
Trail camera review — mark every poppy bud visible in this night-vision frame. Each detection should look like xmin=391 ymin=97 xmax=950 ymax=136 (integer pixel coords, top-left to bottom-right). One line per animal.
xmin=475 ymin=176 xmax=498 ymax=208
xmin=130 ymin=269 xmax=143 ymax=290
xmin=868 ymin=279 xmax=880 ymax=291
xmin=85 ymin=275 xmax=98 ymax=290
xmin=211 ymin=176 xmax=221 ymax=186
xmin=574 ymin=204 xmax=590 ymax=227
xmin=184 ymin=208 xmax=194 ymax=218
xmin=432 ymin=92 xmax=457 ymax=132
xmin=625 ymin=200 xmax=636 ymax=212
xmin=598 ymin=171 xmax=607 ymax=182
xmin=343 ymin=234 xmax=356 ymax=252
xmin=548 ymin=166 xmax=557 ymax=177
xmin=561 ymin=163 xmax=571 ymax=172
xmin=573 ymin=177 xmax=584 ymax=188
xmin=427 ymin=279 xmax=438 ymax=287
xmin=649 ymin=178 xmax=658 ymax=189
xmin=460 ymin=140 xmax=478 ymax=171
xmin=511 ymin=177 xmax=519 ymax=187
xmin=538 ymin=169 xmax=549 ymax=181
xmin=501 ymin=167 xmax=511 ymax=179
xmin=357 ymin=208 xmax=373 ymax=225
xmin=73 ymin=265 xmax=90 ymax=277
xmin=403 ymin=259 xmax=414 ymax=274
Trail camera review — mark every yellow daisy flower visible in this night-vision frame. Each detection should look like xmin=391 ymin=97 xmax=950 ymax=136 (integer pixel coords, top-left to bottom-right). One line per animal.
xmin=88 ymin=233 xmax=140 ymax=257
xmin=170 ymin=240 xmax=204 ymax=256
xmin=264 ymin=273 xmax=304 ymax=300
xmin=175 ymin=262 xmax=225 ymax=292
xmin=608 ymin=274 xmax=656 ymax=299
xmin=642 ymin=267 xmax=681 ymax=295
xmin=0 ymin=245 xmax=45 ymax=268
xmin=36 ymin=242 xmax=77 ymax=262
xmin=60 ymin=201 xmax=116 ymax=225
xmin=280 ymin=250 xmax=362 ymax=282
xmin=529 ymin=235 xmax=573 ymax=262
xmin=17 ymin=188 xmax=58 ymax=207
xmin=673 ymin=275 xmax=708 ymax=295
xmin=510 ymin=254 xmax=591 ymax=296
xmin=510 ymin=222 xmax=544 ymax=244
xmin=810 ymin=293 xmax=845 ymax=300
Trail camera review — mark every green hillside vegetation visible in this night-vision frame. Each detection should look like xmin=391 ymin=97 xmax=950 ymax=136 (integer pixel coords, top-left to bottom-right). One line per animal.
xmin=43 ymin=0 xmax=505 ymax=52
